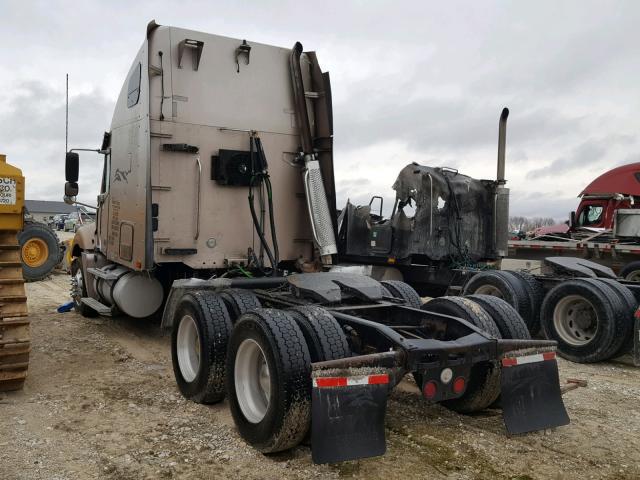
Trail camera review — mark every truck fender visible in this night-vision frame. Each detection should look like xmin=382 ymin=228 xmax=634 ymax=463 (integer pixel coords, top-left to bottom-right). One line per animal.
xmin=71 ymin=223 xmax=96 ymax=257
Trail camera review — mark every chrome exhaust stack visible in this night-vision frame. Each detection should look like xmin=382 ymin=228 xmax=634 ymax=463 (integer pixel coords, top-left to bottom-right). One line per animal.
xmin=290 ymin=43 xmax=337 ymax=263
xmin=494 ymin=107 xmax=510 ymax=257
xmin=497 ymin=107 xmax=509 ymax=184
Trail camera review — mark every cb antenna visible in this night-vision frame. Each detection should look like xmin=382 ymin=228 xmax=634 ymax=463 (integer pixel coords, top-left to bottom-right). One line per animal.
xmin=65 ymin=73 xmax=69 ymax=153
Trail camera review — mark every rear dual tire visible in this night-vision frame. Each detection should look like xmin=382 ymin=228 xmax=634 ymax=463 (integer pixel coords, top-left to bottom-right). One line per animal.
xmin=227 ymin=309 xmax=312 ymax=453
xmin=464 ymin=294 xmax=531 ymax=340
xmin=540 ymin=279 xmax=633 ymax=363
xmin=420 ymin=296 xmax=502 ymax=413
xmin=462 ymin=270 xmax=535 ymax=331
xmin=171 ymin=292 xmax=232 ymax=404
xmin=380 ymin=280 xmax=422 ymax=308
xmin=172 ymin=295 xmax=350 ymax=454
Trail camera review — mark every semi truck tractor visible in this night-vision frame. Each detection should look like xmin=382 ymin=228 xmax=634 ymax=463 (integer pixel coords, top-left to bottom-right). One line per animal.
xmin=63 ymin=21 xmax=569 ymax=463
xmin=509 ymin=162 xmax=640 ymax=280
xmin=338 ymin=111 xmax=639 ymax=365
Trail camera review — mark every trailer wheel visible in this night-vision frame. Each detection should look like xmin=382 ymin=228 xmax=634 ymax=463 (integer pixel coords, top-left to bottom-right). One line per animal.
xmin=462 ymin=271 xmax=533 ymax=331
xmin=540 ymin=279 xmax=624 ymax=363
xmin=171 ymin=292 xmax=232 ymax=404
xmin=464 ymin=294 xmax=531 ymax=340
xmin=596 ymin=278 xmax=637 ymax=355
xmin=227 ymin=308 xmax=311 ymax=453
xmin=70 ymin=258 xmax=97 ymax=318
xmin=380 ymin=280 xmax=422 ymax=308
xmin=507 ymin=271 xmax=544 ymax=335
xmin=421 ymin=297 xmax=501 ymax=413
xmin=287 ymin=305 xmax=350 ymax=362
xmin=620 ymin=261 xmax=640 ymax=282
xmin=219 ymin=288 xmax=262 ymax=324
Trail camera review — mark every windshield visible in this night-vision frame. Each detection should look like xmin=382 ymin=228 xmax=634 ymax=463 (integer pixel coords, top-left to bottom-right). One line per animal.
xmin=579 ymin=205 xmax=604 ymax=226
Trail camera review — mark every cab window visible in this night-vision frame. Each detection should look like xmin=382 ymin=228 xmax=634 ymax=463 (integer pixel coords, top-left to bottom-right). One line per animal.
xmin=579 ymin=205 xmax=604 ymax=226
xmin=127 ymin=62 xmax=141 ymax=108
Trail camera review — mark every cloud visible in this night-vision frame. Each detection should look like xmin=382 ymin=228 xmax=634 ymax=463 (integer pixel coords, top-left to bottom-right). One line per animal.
xmin=0 ymin=0 xmax=638 ymax=222
xmin=510 ymin=190 xmax=577 ymax=221
xmin=526 ymin=135 xmax=636 ymax=179
xmin=0 ymin=81 xmax=113 ymax=203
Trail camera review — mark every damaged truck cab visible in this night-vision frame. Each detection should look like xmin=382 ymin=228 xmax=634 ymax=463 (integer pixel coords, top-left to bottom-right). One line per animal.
xmin=64 ymin=23 xmax=568 ymax=464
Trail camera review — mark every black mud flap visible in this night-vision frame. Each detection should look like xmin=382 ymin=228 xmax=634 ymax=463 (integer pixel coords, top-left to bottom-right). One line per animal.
xmin=311 ymin=372 xmax=389 ymax=464
xmin=501 ymin=352 xmax=570 ymax=435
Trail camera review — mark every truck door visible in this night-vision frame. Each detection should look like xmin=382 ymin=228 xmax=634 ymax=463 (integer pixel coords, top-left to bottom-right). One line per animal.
xmin=96 ymin=148 xmax=111 ymax=251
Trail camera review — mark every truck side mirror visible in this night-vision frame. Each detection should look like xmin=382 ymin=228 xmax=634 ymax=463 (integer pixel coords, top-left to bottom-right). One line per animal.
xmin=64 ymin=181 xmax=79 ymax=198
xmin=569 ymin=211 xmax=576 ymax=229
xmin=65 ymin=152 xmax=79 ymax=182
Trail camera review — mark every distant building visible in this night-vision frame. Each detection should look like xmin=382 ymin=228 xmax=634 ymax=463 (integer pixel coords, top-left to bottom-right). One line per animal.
xmin=24 ymin=200 xmax=89 ymax=223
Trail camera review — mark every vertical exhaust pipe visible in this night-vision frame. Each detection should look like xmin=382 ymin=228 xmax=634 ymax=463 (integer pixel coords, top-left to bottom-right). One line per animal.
xmin=290 ymin=43 xmax=337 ymax=263
xmin=497 ymin=107 xmax=509 ymax=184
xmin=494 ymin=107 xmax=510 ymax=258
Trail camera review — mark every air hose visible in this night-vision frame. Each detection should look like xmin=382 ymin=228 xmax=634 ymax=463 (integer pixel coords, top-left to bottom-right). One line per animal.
xmin=248 ymin=135 xmax=280 ymax=276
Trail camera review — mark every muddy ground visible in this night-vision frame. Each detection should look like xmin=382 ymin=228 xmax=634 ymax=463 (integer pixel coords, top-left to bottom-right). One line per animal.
xmin=1 ymin=273 xmax=639 ymax=480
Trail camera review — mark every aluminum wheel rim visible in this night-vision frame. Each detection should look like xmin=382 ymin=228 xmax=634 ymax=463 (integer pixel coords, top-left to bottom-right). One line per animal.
xmin=474 ymin=285 xmax=503 ymax=298
xmin=625 ymin=270 xmax=640 ymax=282
xmin=234 ymin=338 xmax=271 ymax=424
xmin=553 ymin=294 xmax=598 ymax=346
xmin=72 ymin=268 xmax=84 ymax=299
xmin=177 ymin=315 xmax=200 ymax=382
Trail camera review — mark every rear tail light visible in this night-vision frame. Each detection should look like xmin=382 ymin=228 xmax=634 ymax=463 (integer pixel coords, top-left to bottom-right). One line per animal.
xmin=453 ymin=377 xmax=466 ymax=395
xmin=423 ymin=380 xmax=438 ymax=399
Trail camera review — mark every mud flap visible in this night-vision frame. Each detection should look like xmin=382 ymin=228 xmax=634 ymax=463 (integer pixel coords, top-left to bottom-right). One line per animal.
xmin=501 ymin=352 xmax=570 ymax=435
xmin=311 ymin=372 xmax=389 ymax=464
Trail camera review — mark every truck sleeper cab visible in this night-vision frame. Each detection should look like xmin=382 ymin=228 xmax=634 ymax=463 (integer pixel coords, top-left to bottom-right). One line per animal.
xmin=63 ymin=22 xmax=569 ymax=463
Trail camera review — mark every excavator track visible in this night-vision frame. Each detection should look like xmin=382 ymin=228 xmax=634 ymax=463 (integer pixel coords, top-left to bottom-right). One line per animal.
xmin=0 ymin=231 xmax=29 ymax=391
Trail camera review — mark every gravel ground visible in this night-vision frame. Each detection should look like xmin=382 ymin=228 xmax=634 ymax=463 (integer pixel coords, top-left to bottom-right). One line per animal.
xmin=0 ymin=273 xmax=638 ymax=480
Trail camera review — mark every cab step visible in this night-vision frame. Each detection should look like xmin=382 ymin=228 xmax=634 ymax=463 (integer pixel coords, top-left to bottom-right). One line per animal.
xmin=81 ymin=297 xmax=113 ymax=316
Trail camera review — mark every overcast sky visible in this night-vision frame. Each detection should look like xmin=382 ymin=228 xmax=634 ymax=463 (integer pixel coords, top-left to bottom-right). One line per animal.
xmin=0 ymin=0 xmax=638 ymax=220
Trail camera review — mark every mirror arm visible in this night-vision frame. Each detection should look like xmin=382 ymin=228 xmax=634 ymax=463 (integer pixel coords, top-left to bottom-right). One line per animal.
xmin=63 ymin=196 xmax=97 ymax=210
xmin=69 ymin=148 xmax=110 ymax=155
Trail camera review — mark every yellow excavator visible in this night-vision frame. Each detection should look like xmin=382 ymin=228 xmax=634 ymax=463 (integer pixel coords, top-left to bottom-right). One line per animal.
xmin=0 ymin=154 xmax=29 ymax=391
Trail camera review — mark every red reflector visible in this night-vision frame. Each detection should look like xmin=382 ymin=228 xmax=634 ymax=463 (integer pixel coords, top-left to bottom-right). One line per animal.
xmin=423 ymin=380 xmax=438 ymax=399
xmin=453 ymin=377 xmax=466 ymax=394
xmin=315 ymin=377 xmax=347 ymax=388
xmin=502 ymin=357 xmax=518 ymax=367
xmin=368 ymin=374 xmax=390 ymax=385
xmin=635 ymin=308 xmax=640 ymax=319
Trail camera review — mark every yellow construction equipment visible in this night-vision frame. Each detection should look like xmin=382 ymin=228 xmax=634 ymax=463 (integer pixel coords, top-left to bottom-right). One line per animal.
xmin=0 ymin=154 xmax=29 ymax=391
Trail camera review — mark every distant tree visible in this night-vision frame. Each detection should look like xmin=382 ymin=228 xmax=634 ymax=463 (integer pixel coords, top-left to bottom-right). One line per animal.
xmin=509 ymin=216 xmax=557 ymax=232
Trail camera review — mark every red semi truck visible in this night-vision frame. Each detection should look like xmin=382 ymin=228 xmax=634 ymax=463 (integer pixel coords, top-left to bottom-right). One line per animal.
xmin=509 ymin=162 xmax=640 ymax=280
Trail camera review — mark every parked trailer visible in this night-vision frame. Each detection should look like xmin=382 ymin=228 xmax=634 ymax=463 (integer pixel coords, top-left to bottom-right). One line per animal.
xmin=509 ymin=162 xmax=640 ymax=281
xmin=63 ymin=22 xmax=569 ymax=463
xmin=508 ymin=233 xmax=640 ymax=280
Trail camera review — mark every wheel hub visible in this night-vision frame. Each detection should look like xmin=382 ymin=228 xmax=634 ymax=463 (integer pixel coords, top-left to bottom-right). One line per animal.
xmin=21 ymin=238 xmax=49 ymax=268
xmin=625 ymin=270 xmax=640 ymax=282
xmin=176 ymin=315 xmax=201 ymax=382
xmin=235 ymin=338 xmax=271 ymax=424
xmin=553 ymin=294 xmax=598 ymax=346
xmin=474 ymin=284 xmax=503 ymax=298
